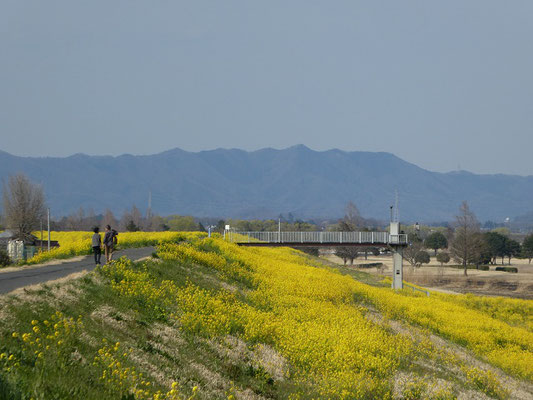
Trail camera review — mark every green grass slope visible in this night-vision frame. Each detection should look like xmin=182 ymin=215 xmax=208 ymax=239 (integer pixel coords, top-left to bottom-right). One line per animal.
xmin=0 ymin=237 xmax=531 ymax=399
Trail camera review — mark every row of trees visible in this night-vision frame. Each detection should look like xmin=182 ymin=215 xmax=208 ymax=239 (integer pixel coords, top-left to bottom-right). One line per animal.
xmin=404 ymin=202 xmax=533 ymax=275
xmin=2 ymin=174 xmax=533 ymax=273
xmin=329 ymin=201 xmax=533 ymax=275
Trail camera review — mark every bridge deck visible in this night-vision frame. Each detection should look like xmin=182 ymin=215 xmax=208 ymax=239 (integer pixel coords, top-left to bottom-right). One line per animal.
xmin=226 ymin=231 xmax=408 ymax=246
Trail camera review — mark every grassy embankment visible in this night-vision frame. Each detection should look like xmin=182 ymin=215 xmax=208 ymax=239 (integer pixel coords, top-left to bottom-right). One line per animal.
xmin=0 ymin=235 xmax=532 ymax=399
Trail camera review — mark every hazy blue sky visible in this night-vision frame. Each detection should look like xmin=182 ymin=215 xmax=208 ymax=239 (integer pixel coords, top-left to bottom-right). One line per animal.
xmin=1 ymin=1 xmax=532 ymax=175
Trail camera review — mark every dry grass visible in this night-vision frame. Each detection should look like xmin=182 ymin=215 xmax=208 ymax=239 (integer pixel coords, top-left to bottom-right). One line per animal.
xmin=325 ymin=253 xmax=533 ymax=298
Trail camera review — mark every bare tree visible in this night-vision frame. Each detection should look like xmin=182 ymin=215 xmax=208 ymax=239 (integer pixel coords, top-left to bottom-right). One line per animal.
xmin=131 ymin=205 xmax=143 ymax=230
xmin=86 ymin=208 xmax=98 ymax=230
xmin=101 ymin=209 xmax=117 ymax=230
xmin=120 ymin=205 xmax=144 ymax=231
xmin=403 ymin=239 xmax=425 ymax=268
xmin=2 ymin=173 xmax=46 ymax=240
xmin=67 ymin=207 xmax=87 ymax=230
xmin=450 ymin=201 xmax=483 ymax=276
xmin=339 ymin=201 xmax=364 ymax=231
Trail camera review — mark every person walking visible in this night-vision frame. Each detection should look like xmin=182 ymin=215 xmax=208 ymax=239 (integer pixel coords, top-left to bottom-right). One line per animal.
xmin=103 ymin=225 xmax=117 ymax=263
xmin=92 ymin=227 xmax=102 ymax=265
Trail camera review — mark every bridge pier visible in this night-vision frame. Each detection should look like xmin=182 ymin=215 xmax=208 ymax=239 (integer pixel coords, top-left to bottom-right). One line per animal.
xmin=389 ymin=222 xmax=404 ymax=290
xmin=391 ymin=246 xmax=403 ymax=290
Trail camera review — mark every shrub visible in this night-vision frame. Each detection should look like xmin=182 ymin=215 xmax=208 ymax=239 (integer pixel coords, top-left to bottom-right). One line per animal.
xmin=448 ymin=264 xmax=485 ymax=270
xmin=0 ymin=249 xmax=11 ymax=267
xmin=415 ymin=250 xmax=430 ymax=266
xmin=354 ymin=262 xmax=384 ymax=268
xmin=495 ymin=267 xmax=518 ymax=273
xmin=436 ymin=252 xmax=450 ymax=265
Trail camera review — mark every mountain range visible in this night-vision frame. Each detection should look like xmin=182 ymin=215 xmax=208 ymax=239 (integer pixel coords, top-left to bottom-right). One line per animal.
xmin=0 ymin=145 xmax=532 ymax=223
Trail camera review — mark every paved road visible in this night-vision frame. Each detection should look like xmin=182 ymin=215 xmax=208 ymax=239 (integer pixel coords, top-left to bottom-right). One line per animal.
xmin=0 ymin=247 xmax=155 ymax=295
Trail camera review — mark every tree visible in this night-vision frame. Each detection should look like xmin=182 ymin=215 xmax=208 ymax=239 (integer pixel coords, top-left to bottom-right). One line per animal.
xmin=484 ymin=232 xmax=509 ymax=265
xmin=215 ymin=219 xmax=226 ymax=233
xmin=522 ymin=234 xmax=533 ymax=264
xmin=130 ymin=205 xmax=144 ymax=231
xmin=102 ymin=209 xmax=117 ymax=230
xmin=168 ymin=215 xmax=199 ymax=231
xmin=335 ymin=247 xmax=358 ymax=266
xmin=0 ymin=249 xmax=10 ymax=266
xmin=403 ymin=240 xmax=424 ymax=268
xmin=339 ymin=201 xmax=364 ymax=231
xmin=424 ymin=232 xmax=448 ymax=256
xmin=125 ymin=220 xmax=140 ymax=232
xmin=368 ymin=247 xmax=380 ymax=256
xmin=149 ymin=215 xmax=169 ymax=231
xmin=414 ymin=250 xmax=430 ymax=266
xmin=120 ymin=205 xmax=144 ymax=232
xmin=2 ymin=173 xmax=46 ymax=241
xmin=436 ymin=252 xmax=450 ymax=266
xmin=449 ymin=201 xmax=483 ymax=276
xmin=506 ymin=239 xmax=521 ymax=265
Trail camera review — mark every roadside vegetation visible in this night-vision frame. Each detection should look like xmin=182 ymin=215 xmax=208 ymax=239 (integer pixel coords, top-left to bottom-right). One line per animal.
xmin=1 ymin=235 xmax=531 ymax=399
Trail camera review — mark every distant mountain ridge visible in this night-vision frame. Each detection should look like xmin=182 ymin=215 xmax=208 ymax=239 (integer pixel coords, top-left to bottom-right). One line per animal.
xmin=0 ymin=145 xmax=532 ymax=222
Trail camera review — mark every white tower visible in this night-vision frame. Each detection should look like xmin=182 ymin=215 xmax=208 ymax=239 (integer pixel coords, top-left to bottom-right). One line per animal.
xmin=390 ymin=221 xmax=403 ymax=290
xmin=390 ymin=192 xmax=404 ymax=290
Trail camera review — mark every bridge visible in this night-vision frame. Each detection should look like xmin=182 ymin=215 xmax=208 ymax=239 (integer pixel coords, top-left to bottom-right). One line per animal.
xmin=225 ymin=231 xmax=408 ymax=247
xmin=224 ymin=221 xmax=408 ymax=291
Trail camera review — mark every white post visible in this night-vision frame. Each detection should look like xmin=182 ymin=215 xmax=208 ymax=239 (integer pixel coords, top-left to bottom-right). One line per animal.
xmin=392 ymin=247 xmax=403 ymax=290
xmin=390 ymin=222 xmax=403 ymax=289
xmin=278 ymin=218 xmax=281 ymax=243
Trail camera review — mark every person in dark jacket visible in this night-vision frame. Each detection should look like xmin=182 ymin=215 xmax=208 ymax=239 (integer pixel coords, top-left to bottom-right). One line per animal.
xmin=92 ymin=227 xmax=102 ymax=265
xmin=103 ymin=225 xmax=117 ymax=263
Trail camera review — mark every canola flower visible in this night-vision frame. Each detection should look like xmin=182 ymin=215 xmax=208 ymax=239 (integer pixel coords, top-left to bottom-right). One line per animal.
xmin=97 ymin=239 xmax=527 ymax=397
xmin=2 ymin=311 xmax=84 ymax=380
xmin=432 ymin=292 xmax=533 ymax=332
xmin=105 ymin=242 xmax=416 ymax=398
xmin=343 ymin=278 xmax=533 ymax=381
xmin=159 ymin=240 xmax=531 ymax=385
xmin=3 ymin=236 xmax=525 ymax=398
xmin=25 ymin=231 xmax=205 ymax=265
xmin=1 ymin=311 xmax=197 ymax=400
xmin=93 ymin=341 xmax=196 ymax=400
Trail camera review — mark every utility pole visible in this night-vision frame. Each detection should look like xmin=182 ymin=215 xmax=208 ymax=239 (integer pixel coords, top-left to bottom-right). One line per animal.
xmin=278 ymin=218 xmax=281 ymax=243
xmin=47 ymin=208 xmax=51 ymax=252
xmin=147 ymin=191 xmax=152 ymax=220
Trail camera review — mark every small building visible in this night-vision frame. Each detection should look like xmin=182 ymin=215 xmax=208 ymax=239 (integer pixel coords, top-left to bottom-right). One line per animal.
xmin=0 ymin=230 xmax=15 ymax=252
xmin=7 ymin=233 xmax=39 ymax=262
xmin=4 ymin=232 xmax=59 ymax=262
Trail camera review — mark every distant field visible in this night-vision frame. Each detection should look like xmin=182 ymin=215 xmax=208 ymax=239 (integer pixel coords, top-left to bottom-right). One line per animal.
xmin=327 ymin=253 xmax=533 ymax=300
xmin=0 ymin=237 xmax=531 ymax=399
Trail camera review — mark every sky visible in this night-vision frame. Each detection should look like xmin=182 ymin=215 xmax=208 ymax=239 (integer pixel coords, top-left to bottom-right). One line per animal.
xmin=1 ymin=1 xmax=532 ymax=176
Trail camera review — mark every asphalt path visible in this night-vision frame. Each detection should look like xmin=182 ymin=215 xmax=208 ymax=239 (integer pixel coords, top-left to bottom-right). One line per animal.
xmin=0 ymin=246 xmax=155 ymax=295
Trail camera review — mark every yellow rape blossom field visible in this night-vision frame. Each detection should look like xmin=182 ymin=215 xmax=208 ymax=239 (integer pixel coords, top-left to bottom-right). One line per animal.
xmin=25 ymin=231 xmax=206 ymax=265
xmin=0 ymin=234 xmax=532 ymax=399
